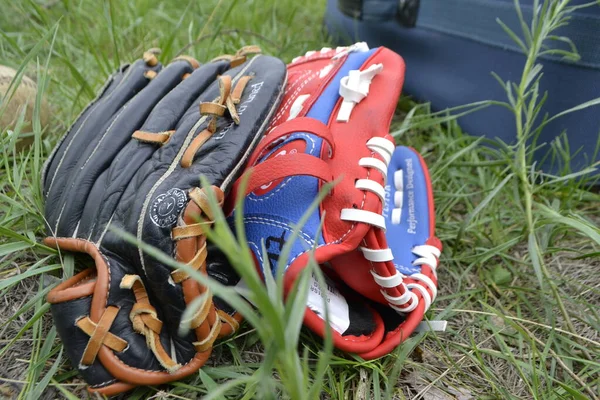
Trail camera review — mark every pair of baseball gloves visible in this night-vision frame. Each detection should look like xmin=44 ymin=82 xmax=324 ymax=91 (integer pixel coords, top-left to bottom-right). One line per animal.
xmin=42 ymin=43 xmax=441 ymax=395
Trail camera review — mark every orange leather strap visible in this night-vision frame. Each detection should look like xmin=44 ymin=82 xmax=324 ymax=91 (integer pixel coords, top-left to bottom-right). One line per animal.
xmin=171 ymin=242 xmax=208 ymax=283
xmin=132 ymin=130 xmax=175 ymax=144
xmin=181 ymin=129 xmax=213 ymax=168
xmin=231 ymin=76 xmax=252 ymax=103
xmin=79 ymin=306 xmax=122 ymax=366
xmin=241 ymin=153 xmax=333 ymax=196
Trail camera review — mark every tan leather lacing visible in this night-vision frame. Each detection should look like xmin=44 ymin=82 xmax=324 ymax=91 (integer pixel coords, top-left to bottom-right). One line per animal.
xmin=180 ymin=75 xmax=252 ymax=168
xmin=171 ymin=188 xmax=215 ymax=281
xmin=211 ymin=45 xmax=262 ymax=68
xmin=171 ymin=55 xmax=200 ymax=69
xmin=132 ymin=130 xmax=175 ymax=145
xmin=144 ymin=70 xmax=158 ymax=80
xmin=217 ymin=310 xmax=240 ymax=333
xmin=119 ymin=274 xmax=181 ymax=372
xmin=78 ymin=306 xmax=127 ymax=366
xmin=132 ymin=50 xmax=202 ymax=145
xmin=72 ymin=188 xmax=229 ymax=372
xmin=171 ymin=187 xmax=223 ymax=352
xmin=171 ymin=242 xmax=207 ymax=283
xmin=143 ymin=48 xmax=161 ymax=67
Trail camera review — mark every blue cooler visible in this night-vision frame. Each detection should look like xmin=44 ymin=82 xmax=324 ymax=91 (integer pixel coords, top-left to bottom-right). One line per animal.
xmin=325 ymin=0 xmax=600 ymax=179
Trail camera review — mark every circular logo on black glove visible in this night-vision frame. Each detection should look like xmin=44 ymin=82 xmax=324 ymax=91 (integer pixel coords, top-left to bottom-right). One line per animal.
xmin=149 ymin=188 xmax=187 ymax=228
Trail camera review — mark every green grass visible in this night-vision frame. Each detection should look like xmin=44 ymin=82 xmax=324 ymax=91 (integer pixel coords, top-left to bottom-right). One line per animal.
xmin=1 ymin=0 xmax=599 ymax=399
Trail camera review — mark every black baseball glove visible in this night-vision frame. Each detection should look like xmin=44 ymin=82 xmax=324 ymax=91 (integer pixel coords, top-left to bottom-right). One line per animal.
xmin=41 ymin=47 xmax=286 ymax=395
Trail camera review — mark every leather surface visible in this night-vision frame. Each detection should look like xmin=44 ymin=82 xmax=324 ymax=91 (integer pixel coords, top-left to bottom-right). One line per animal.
xmin=384 ymin=146 xmax=433 ymax=275
xmin=43 ymin=60 xmax=158 ymax=205
xmin=234 ymin=48 xmax=382 ymax=276
xmin=229 ymin=45 xmax=406 ymax=355
xmin=330 ymin=145 xmax=437 ymax=304
xmin=44 ymin=53 xmax=286 ymax=390
xmin=51 ymin=296 xmax=116 ymax=388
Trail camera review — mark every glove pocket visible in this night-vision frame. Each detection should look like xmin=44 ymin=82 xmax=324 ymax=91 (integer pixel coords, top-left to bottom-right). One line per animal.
xmin=47 ymin=268 xmax=125 ymax=390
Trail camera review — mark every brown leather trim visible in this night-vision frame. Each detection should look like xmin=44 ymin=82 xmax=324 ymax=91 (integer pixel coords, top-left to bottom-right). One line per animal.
xmin=44 ymin=238 xmax=108 ymax=315
xmin=225 ymin=97 xmax=240 ymax=124
xmin=172 ymin=223 xmax=207 ymax=240
xmin=132 ymin=130 xmax=174 ymax=145
xmin=177 ymin=187 xmax=235 ymax=348
xmin=120 ymin=274 xmax=180 ymax=371
xmin=98 ymin=346 xmax=209 ymax=385
xmin=182 ymin=276 xmax=214 ymax=351
xmin=143 ymin=51 xmax=158 ymax=67
xmin=46 ymin=267 xmax=96 ymax=303
xmin=217 ymin=310 xmax=242 ymax=337
xmin=180 ymin=129 xmax=213 ymax=168
xmin=149 ymin=330 xmax=180 ymax=373
xmin=88 ymin=381 xmax=136 ymax=396
xmin=44 ymin=237 xmax=209 ymax=386
xmin=209 ymin=45 xmax=260 ymax=68
xmin=189 ymin=187 xmax=223 ymax=219
xmin=189 ymin=289 xmax=213 ymax=329
xmin=171 ymin=55 xmax=200 ymax=69
xmin=229 ymin=56 xmax=246 ymax=68
xmin=236 ymin=45 xmax=262 ymax=57
xmin=193 ymin=314 xmax=221 ymax=351
xmin=77 ymin=316 xmax=128 ymax=353
xmin=183 ymin=74 xmax=241 ymax=168
xmin=171 ymin=242 xmax=207 ymax=283
xmin=211 ymin=54 xmax=234 ymax=63
xmin=80 ymin=306 xmax=121 ymax=366
xmin=231 ymin=76 xmax=252 ymax=104
xmin=218 ymin=75 xmax=232 ymax=99
xmin=130 ymin=303 xmax=162 ymax=333
xmin=200 ymin=102 xmax=227 ymax=117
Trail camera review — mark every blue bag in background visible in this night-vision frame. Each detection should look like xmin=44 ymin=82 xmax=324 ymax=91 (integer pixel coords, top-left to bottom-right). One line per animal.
xmin=325 ymin=0 xmax=600 ymax=179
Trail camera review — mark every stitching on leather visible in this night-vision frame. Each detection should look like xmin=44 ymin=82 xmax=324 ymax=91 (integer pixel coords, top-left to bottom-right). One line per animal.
xmin=81 ymin=106 xmax=128 ymax=169
xmin=46 ymin=65 xmax=134 ymax=196
xmin=220 ymin=68 xmax=287 ymax=191
xmin=275 ymin=70 xmax=317 ymax=121
xmin=52 ymin=105 xmax=128 ymax=235
xmin=247 ymin=241 xmax=263 ymax=266
xmin=51 ymin=202 xmax=68 ymax=235
xmin=95 ymin=212 xmax=115 ymax=247
xmin=271 ymin=70 xmax=315 ymax=125
xmin=42 ymin=71 xmax=117 ymax=193
xmin=276 ymin=70 xmax=311 ymax=114
xmin=271 ymin=70 xmax=312 ymax=122
xmin=244 ymin=122 xmax=374 ymax=272
xmin=137 ymin=58 xmax=258 ymax=276
xmin=101 ymin=248 xmax=197 ymax=373
xmin=109 ymin=343 xmax=196 ymax=374
xmin=243 ymin=216 xmax=315 ymax=245
xmin=292 ymin=51 xmax=336 ymax=66
xmin=90 ymin=378 xmax=117 ymax=388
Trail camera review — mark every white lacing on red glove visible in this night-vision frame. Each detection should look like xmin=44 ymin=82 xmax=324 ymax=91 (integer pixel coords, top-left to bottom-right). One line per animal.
xmin=291 ymin=42 xmax=369 ymax=64
xmin=336 ymin=64 xmax=383 ymax=122
xmin=340 ymin=136 xmax=440 ymax=314
xmin=340 ymin=136 xmax=395 ymax=231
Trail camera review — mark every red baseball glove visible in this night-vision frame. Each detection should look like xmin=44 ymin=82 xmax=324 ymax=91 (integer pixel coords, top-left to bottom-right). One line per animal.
xmin=227 ymin=43 xmax=442 ymax=358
